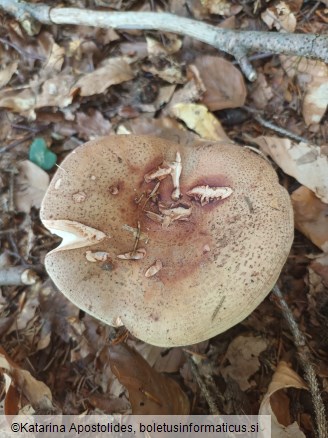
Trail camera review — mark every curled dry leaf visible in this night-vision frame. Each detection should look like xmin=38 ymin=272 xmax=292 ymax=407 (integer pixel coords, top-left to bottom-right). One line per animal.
xmin=145 ymin=260 xmax=163 ymax=278
xmin=0 ymin=346 xmax=54 ymax=414
xmin=291 ymin=186 xmax=328 ymax=252
xmin=146 ymin=35 xmax=182 ymax=57
xmin=202 ymin=0 xmax=243 ymax=16
xmin=144 ymin=163 xmax=172 ymax=183
xmin=117 ymin=248 xmax=146 ymax=260
xmin=0 ymin=61 xmax=18 ymax=89
xmin=259 ymin=361 xmax=307 ymax=437
xmin=261 ymin=1 xmax=297 ymax=32
xmin=158 ymin=203 xmax=192 ymax=227
xmin=220 ymin=335 xmax=268 ymax=391
xmin=171 ymin=103 xmax=230 ymax=141
xmin=194 ymin=56 xmax=247 ymax=111
xmin=164 ymin=64 xmax=206 ymax=114
xmin=142 ymin=57 xmax=185 ymax=84
xmin=74 ymin=57 xmax=134 ymax=96
xmin=119 ymin=116 xmax=199 ymax=147
xmin=252 ymin=136 xmax=328 ymax=203
xmin=108 ymin=343 xmax=189 ymax=414
xmin=76 ymin=110 xmax=112 ymax=141
xmin=85 ymin=251 xmax=110 ymax=262
xmin=249 ymin=72 xmax=274 ymax=109
xmin=280 ymin=56 xmax=328 ymax=125
xmin=14 ymin=160 xmax=49 ymax=213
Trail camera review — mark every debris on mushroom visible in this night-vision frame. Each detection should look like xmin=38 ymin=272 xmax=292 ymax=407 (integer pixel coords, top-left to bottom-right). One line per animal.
xmin=42 ymin=219 xmax=107 ymax=253
xmin=187 ymin=185 xmax=233 ymax=206
xmin=203 ymin=244 xmax=211 ymax=253
xmin=145 ymin=210 xmax=165 ymax=224
xmin=158 ymin=203 xmax=192 ymax=227
xmin=117 ymin=248 xmax=146 ymax=260
xmin=109 ymin=185 xmax=119 ymax=195
xmin=122 ymin=224 xmax=149 ymax=243
xmin=168 ymin=151 xmax=182 ymax=201
xmin=145 ymin=260 xmax=163 ymax=278
xmin=72 ymin=191 xmax=87 ymax=203
xmin=85 ymin=251 xmax=110 ymax=262
xmin=144 ymin=162 xmax=172 ymax=183
xmin=142 ymin=181 xmax=160 ymax=209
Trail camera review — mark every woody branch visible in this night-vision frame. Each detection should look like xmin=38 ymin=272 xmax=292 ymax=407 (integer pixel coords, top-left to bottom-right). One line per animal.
xmin=0 ymin=0 xmax=327 ymax=81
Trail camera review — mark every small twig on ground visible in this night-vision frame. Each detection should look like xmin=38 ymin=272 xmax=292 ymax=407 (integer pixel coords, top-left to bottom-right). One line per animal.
xmin=243 ymin=107 xmax=309 ymax=143
xmin=273 ymin=285 xmax=327 ymax=438
xmin=183 ymin=350 xmax=220 ymax=415
xmin=0 ymin=0 xmax=327 ymax=81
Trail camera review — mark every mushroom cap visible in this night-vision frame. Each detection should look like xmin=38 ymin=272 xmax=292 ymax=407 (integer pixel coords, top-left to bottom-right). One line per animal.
xmin=40 ymin=135 xmax=293 ymax=347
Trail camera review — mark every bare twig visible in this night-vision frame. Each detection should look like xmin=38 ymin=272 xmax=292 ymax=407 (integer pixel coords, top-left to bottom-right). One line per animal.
xmin=273 ymin=285 xmax=327 ymax=438
xmin=0 ymin=0 xmax=327 ymax=81
xmin=243 ymin=107 xmax=309 ymax=143
xmin=184 ymin=350 xmax=220 ymax=415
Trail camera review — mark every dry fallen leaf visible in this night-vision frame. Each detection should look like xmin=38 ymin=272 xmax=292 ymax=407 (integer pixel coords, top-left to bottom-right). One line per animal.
xmin=118 ymin=116 xmax=200 ymax=147
xmin=14 ymin=160 xmax=50 ymax=213
xmin=171 ymin=103 xmax=230 ymax=141
xmin=194 ymin=56 xmax=247 ymax=111
xmin=261 ymin=1 xmax=297 ymax=32
xmin=0 ymin=346 xmax=54 ymax=414
xmin=146 ymin=35 xmax=182 ymax=57
xmin=164 ymin=64 xmax=205 ymax=114
xmin=201 ymin=0 xmax=243 ymax=16
xmin=291 ymin=186 xmax=328 ymax=251
xmin=109 ymin=343 xmax=190 ymax=414
xmin=75 ymin=109 xmax=112 ymax=140
xmin=220 ymin=335 xmax=268 ymax=391
xmin=252 ymin=136 xmax=328 ymax=203
xmin=259 ymin=361 xmax=307 ymax=437
xmin=281 ymin=56 xmax=328 ymax=125
xmin=249 ymin=72 xmax=274 ymax=109
xmin=74 ymin=57 xmax=134 ymax=96
xmin=0 ymin=61 xmax=18 ymax=89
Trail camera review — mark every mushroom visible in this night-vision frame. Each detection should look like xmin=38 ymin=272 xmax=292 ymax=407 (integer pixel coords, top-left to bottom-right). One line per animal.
xmin=40 ymin=135 xmax=293 ymax=347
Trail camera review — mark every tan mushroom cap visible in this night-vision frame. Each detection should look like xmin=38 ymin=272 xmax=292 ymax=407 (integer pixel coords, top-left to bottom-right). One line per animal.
xmin=40 ymin=135 xmax=293 ymax=347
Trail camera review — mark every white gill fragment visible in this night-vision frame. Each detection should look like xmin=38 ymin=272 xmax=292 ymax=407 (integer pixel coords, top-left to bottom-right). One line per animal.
xmin=117 ymin=248 xmax=146 ymax=260
xmin=144 ymin=162 xmax=172 ymax=183
xmin=85 ymin=251 xmax=110 ymax=262
xmin=72 ymin=191 xmax=87 ymax=203
xmin=187 ymin=185 xmax=233 ymax=206
xmin=122 ymin=224 xmax=149 ymax=242
xmin=168 ymin=151 xmax=182 ymax=201
xmin=145 ymin=260 xmax=163 ymax=278
xmin=42 ymin=219 xmax=107 ymax=253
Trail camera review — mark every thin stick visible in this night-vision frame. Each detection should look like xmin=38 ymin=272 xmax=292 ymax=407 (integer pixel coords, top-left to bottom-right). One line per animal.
xmin=0 ymin=0 xmax=328 ymax=81
xmin=184 ymin=350 xmax=220 ymax=415
xmin=273 ymin=285 xmax=327 ymax=438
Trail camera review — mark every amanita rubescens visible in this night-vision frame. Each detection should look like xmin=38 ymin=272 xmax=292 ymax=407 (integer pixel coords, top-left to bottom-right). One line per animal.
xmin=40 ymin=135 xmax=294 ymax=347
